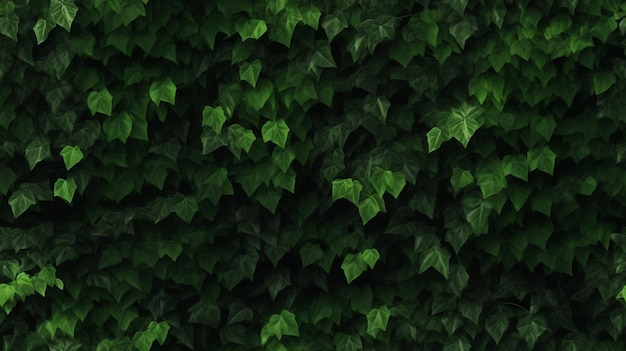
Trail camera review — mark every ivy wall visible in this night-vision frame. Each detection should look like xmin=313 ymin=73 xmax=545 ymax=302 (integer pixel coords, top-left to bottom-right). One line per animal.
xmin=0 ymin=0 xmax=625 ymax=350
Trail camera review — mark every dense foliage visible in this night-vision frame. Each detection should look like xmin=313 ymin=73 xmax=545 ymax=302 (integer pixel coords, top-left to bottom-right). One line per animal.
xmin=0 ymin=0 xmax=625 ymax=349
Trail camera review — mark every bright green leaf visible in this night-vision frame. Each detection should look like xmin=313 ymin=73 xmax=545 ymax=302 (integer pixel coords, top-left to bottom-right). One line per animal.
xmin=427 ymin=127 xmax=447 ymax=152
xmin=87 ymin=89 xmax=113 ymax=116
xmin=49 ymin=0 xmax=79 ymax=31
xmin=366 ymin=306 xmax=390 ymax=338
xmin=103 ymin=112 xmax=133 ymax=143
xmin=202 ymin=106 xmax=227 ymax=134
xmin=527 ymin=146 xmax=557 ymax=175
xmin=237 ymin=19 xmax=268 ymax=41
xmin=464 ymin=197 xmax=492 ymax=235
xmin=60 ymin=145 xmax=83 ymax=170
xmin=0 ymin=283 xmax=15 ymax=306
xmin=332 ymin=178 xmax=363 ymax=205
xmin=54 ymin=178 xmax=77 ymax=203
xmin=444 ymin=103 xmax=483 ymax=148
xmin=149 ymin=78 xmax=177 ymax=106
xmin=147 ymin=321 xmax=170 ymax=345
xmin=357 ymin=195 xmax=382 ymax=224
xmin=264 ymin=310 xmax=299 ymax=341
xmin=262 ymin=119 xmax=290 ymax=149
xmin=419 ymin=246 xmax=451 ymax=278
xmin=239 ymin=60 xmax=262 ymax=87
xmin=359 ymin=249 xmax=380 ymax=269
xmin=341 ymin=253 xmax=368 ymax=284
xmin=133 ymin=331 xmax=155 ymax=351
xmin=33 ymin=18 xmax=56 ymax=44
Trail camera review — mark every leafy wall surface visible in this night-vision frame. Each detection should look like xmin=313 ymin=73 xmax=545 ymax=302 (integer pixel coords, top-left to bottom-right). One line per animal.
xmin=0 ymin=0 xmax=625 ymax=350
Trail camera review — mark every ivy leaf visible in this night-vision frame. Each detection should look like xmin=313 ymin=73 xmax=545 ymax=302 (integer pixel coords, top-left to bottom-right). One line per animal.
xmin=60 ymin=145 xmax=83 ymax=170
xmin=147 ymin=321 xmax=170 ymax=345
xmin=49 ymin=0 xmax=79 ymax=31
xmin=502 ymin=155 xmax=529 ymax=181
xmin=201 ymin=106 xmax=227 ymax=134
xmin=358 ymin=249 xmax=380 ymax=269
xmin=25 ymin=138 xmax=51 ymax=170
xmin=593 ymin=71 xmax=616 ymax=95
xmin=366 ymin=306 xmax=390 ymax=338
xmin=149 ymin=78 xmax=177 ymax=106
xmin=272 ymin=147 xmax=296 ymax=173
xmin=170 ymin=194 xmax=198 ymax=223
xmin=464 ymin=197 xmax=492 ymax=235
xmin=357 ymin=195 xmax=382 ymax=224
xmin=322 ymin=14 xmax=348 ymax=42
xmin=527 ymin=146 xmax=557 ymax=175
xmin=0 ymin=283 xmax=15 ymax=306
xmin=54 ymin=178 xmax=77 ymax=203
xmin=419 ymin=246 xmax=451 ymax=279
xmin=264 ymin=310 xmax=299 ymax=341
xmin=443 ymin=337 xmax=471 ymax=351
xmin=517 ymin=315 xmax=548 ymax=348
xmin=237 ymin=19 xmax=268 ymax=41
xmin=188 ymin=301 xmax=221 ymax=327
xmin=371 ymin=167 xmax=405 ymax=198
xmin=450 ymin=168 xmax=474 ymax=193
xmin=334 ymin=333 xmax=363 ymax=351
xmin=363 ymin=95 xmax=391 ymax=124
xmin=87 ymin=89 xmax=113 ymax=116
xmin=427 ymin=127 xmax=447 ymax=153
xmin=0 ymin=10 xmax=18 ymax=41
xmin=444 ymin=103 xmax=483 ymax=148
xmin=9 ymin=188 xmax=37 ymax=218
xmin=485 ymin=314 xmax=509 ymax=344
xmin=476 ymin=165 xmax=507 ymax=199
xmin=262 ymin=119 xmax=290 ymax=149
xmin=133 ymin=331 xmax=155 ymax=351
xmin=449 ymin=16 xmax=478 ymax=49
xmin=299 ymin=243 xmax=323 ymax=267
xmin=444 ymin=0 xmax=469 ymax=15
xmin=579 ymin=176 xmax=597 ymax=195
xmin=33 ymin=19 xmax=56 ymax=44
xmin=103 ymin=112 xmax=133 ymax=143
xmin=239 ymin=60 xmax=262 ymax=87
xmin=332 ymin=178 xmax=363 ymax=205
xmin=341 ymin=253 xmax=368 ymax=284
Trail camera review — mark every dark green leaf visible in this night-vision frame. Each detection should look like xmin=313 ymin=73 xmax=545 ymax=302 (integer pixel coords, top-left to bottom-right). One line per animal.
xmin=419 ymin=246 xmax=451 ymax=278
xmin=443 ymin=337 xmax=471 ymax=351
xmin=527 ymin=146 xmax=557 ymax=175
xmin=0 ymin=165 xmax=18 ymax=195
xmin=49 ymin=0 xmax=79 ymax=31
xmin=449 ymin=17 xmax=478 ymax=49
xmin=9 ymin=188 xmax=36 ymax=218
xmin=334 ymin=333 xmax=363 ymax=351
xmin=502 ymin=155 xmax=529 ymax=181
xmin=485 ymin=314 xmax=509 ymax=344
xmin=170 ymin=194 xmax=198 ymax=223
xmin=427 ymin=127 xmax=447 ymax=152
xmin=87 ymin=89 xmax=113 ymax=116
xmin=188 ymin=301 xmax=221 ymax=327
xmin=33 ymin=18 xmax=56 ymax=44
xmin=299 ymin=243 xmax=323 ymax=267
xmin=147 ymin=321 xmax=170 ymax=345
xmin=322 ymin=14 xmax=348 ymax=42
xmin=358 ymin=195 xmax=382 ymax=224
xmin=0 ymin=11 xmax=18 ymax=41
xmin=450 ymin=168 xmax=474 ymax=193
xmin=239 ymin=60 xmax=262 ymax=87
xmin=363 ymin=95 xmax=391 ymax=124
xmin=103 ymin=112 xmax=133 ymax=143
xmin=25 ymin=138 xmax=51 ymax=170
xmin=517 ymin=315 xmax=548 ymax=347
xmin=149 ymin=78 xmax=176 ymax=106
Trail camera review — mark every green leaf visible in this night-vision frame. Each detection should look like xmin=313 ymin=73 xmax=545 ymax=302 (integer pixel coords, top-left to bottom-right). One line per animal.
xmin=87 ymin=89 xmax=113 ymax=116
xmin=202 ymin=106 xmax=227 ymax=134
xmin=419 ymin=246 xmax=451 ymax=278
xmin=322 ymin=14 xmax=348 ymax=42
xmin=261 ymin=119 xmax=290 ymax=149
xmin=341 ymin=253 xmax=368 ymax=284
xmin=371 ymin=167 xmax=405 ymax=198
xmin=458 ymin=300 xmax=482 ymax=325
xmin=357 ymin=195 xmax=382 ymax=224
xmin=103 ymin=112 xmax=133 ymax=143
xmin=272 ymin=147 xmax=295 ymax=173
xmin=228 ymin=124 xmax=257 ymax=156
xmin=133 ymin=331 xmax=155 ymax=351
xmin=0 ymin=11 xmax=18 ymax=41
xmin=60 ymin=145 xmax=83 ymax=170
xmin=244 ymin=80 xmax=273 ymax=111
xmin=619 ymin=285 xmax=626 ymax=301
xmin=9 ymin=188 xmax=36 ymax=218
xmin=33 ymin=18 xmax=56 ymax=44
xmin=263 ymin=310 xmax=299 ymax=342
xmin=476 ymin=166 xmax=507 ymax=199
xmin=502 ymin=155 xmax=529 ymax=181
xmin=359 ymin=249 xmax=380 ymax=269
xmin=156 ymin=240 xmax=183 ymax=261
xmin=579 ymin=176 xmax=597 ymax=196
xmin=450 ymin=168 xmax=473 ymax=193
xmin=427 ymin=127 xmax=447 ymax=152
xmin=485 ymin=314 xmax=509 ymax=344
xmin=444 ymin=103 xmax=483 ymax=148
xmin=49 ymin=0 xmax=79 ymax=31
xmin=363 ymin=95 xmax=391 ymax=124
xmin=188 ymin=301 xmax=221 ymax=327
xmin=593 ymin=71 xmax=615 ymax=94
xmin=170 ymin=194 xmax=198 ymax=223
xmin=299 ymin=243 xmax=323 ymax=267
xmin=147 ymin=321 xmax=170 ymax=345
xmin=237 ymin=19 xmax=268 ymax=41
xmin=531 ymin=115 xmax=557 ymax=142
xmin=334 ymin=333 xmax=363 ymax=351
xmin=464 ymin=197 xmax=492 ymax=235
xmin=449 ymin=17 xmax=478 ymax=49
xmin=332 ymin=178 xmax=363 ymax=205
xmin=444 ymin=0 xmax=469 ymax=15
xmin=544 ymin=14 xmax=572 ymax=40
xmin=366 ymin=306 xmax=390 ymax=338
xmin=443 ymin=337 xmax=471 ymax=351
xmin=239 ymin=60 xmax=262 ymax=88
xmin=0 ymin=283 xmax=15 ymax=306
xmin=517 ymin=315 xmax=548 ymax=347
xmin=25 ymin=139 xmax=51 ymax=170
xmin=149 ymin=78 xmax=177 ymax=106
xmin=310 ymin=42 xmax=337 ymax=69
xmin=54 ymin=178 xmax=77 ymax=203
xmin=527 ymin=146 xmax=557 ymax=175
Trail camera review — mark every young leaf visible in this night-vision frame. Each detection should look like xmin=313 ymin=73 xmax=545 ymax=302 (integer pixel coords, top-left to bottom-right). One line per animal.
xmin=237 ymin=19 xmax=268 ymax=41
xmin=87 ymin=89 xmax=113 ymax=116
xmin=419 ymin=246 xmax=451 ymax=279
xmin=444 ymin=103 xmax=483 ymax=148
xmin=332 ymin=178 xmax=363 ymax=205
xmin=33 ymin=18 xmax=56 ymax=44
xmin=103 ymin=112 xmax=133 ymax=143
xmin=264 ymin=310 xmax=299 ymax=340
xmin=149 ymin=78 xmax=177 ymax=106
xmin=201 ymin=106 xmax=227 ymax=134
xmin=359 ymin=249 xmax=380 ymax=269
xmin=527 ymin=146 xmax=557 ymax=175
xmin=9 ymin=189 xmax=37 ymax=218
xmin=261 ymin=119 xmax=290 ymax=149
xmin=366 ymin=306 xmax=390 ymax=338
xmin=358 ymin=195 xmax=382 ymax=224
xmin=147 ymin=321 xmax=170 ymax=345
xmin=450 ymin=168 xmax=474 ymax=193
xmin=54 ymin=178 xmax=77 ymax=203
xmin=239 ymin=60 xmax=262 ymax=87
xmin=49 ymin=0 xmax=79 ymax=31
xmin=341 ymin=253 xmax=368 ymax=284
xmin=427 ymin=127 xmax=446 ymax=152
xmin=60 ymin=145 xmax=83 ymax=170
